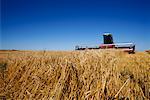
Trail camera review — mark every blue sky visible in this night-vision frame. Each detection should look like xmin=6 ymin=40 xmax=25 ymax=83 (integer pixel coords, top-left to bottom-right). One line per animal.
xmin=1 ymin=0 xmax=150 ymax=51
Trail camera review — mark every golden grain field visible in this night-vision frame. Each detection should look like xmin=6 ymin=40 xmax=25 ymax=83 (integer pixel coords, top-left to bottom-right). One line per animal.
xmin=0 ymin=50 xmax=150 ymax=99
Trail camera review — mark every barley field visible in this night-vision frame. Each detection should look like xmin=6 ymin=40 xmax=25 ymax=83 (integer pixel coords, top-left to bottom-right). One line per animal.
xmin=0 ymin=50 xmax=150 ymax=99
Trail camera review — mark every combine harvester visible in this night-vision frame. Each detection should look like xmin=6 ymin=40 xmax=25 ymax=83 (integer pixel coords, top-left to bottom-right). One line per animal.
xmin=75 ymin=33 xmax=135 ymax=53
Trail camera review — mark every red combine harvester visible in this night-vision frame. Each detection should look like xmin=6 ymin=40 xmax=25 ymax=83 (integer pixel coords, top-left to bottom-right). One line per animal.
xmin=75 ymin=33 xmax=135 ymax=53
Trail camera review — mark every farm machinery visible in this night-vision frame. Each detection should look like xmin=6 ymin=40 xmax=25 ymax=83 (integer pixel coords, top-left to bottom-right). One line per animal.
xmin=75 ymin=33 xmax=135 ymax=53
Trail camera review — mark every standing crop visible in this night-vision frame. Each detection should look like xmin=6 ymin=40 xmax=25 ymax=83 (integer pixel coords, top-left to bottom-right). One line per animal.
xmin=0 ymin=50 xmax=150 ymax=99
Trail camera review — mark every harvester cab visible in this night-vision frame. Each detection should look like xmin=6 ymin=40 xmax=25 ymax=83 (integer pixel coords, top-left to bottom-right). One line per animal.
xmin=103 ymin=33 xmax=114 ymax=44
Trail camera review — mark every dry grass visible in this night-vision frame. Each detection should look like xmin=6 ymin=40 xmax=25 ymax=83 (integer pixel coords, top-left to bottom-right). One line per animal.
xmin=0 ymin=50 xmax=150 ymax=99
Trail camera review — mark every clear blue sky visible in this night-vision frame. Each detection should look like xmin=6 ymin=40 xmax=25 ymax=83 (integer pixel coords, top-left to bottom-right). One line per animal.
xmin=1 ymin=0 xmax=150 ymax=51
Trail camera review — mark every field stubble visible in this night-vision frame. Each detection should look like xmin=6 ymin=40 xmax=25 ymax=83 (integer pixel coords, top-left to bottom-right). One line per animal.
xmin=0 ymin=50 xmax=150 ymax=99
